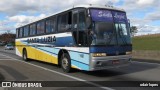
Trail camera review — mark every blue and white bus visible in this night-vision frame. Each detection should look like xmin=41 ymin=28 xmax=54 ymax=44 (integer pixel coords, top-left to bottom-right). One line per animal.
xmin=15 ymin=5 xmax=132 ymax=72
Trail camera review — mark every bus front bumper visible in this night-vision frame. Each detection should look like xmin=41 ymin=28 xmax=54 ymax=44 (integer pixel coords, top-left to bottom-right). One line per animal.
xmin=89 ymin=55 xmax=132 ymax=71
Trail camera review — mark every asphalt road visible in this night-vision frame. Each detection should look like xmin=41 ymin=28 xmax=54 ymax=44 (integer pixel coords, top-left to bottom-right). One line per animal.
xmin=0 ymin=47 xmax=160 ymax=90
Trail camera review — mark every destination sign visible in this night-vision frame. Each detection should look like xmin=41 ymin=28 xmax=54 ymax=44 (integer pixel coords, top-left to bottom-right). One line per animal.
xmin=112 ymin=11 xmax=127 ymax=23
xmin=90 ymin=9 xmax=127 ymax=23
xmin=90 ymin=9 xmax=113 ymax=22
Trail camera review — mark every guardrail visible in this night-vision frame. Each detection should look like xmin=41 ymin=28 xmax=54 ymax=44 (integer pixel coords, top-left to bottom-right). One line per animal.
xmin=133 ymin=50 xmax=160 ymax=61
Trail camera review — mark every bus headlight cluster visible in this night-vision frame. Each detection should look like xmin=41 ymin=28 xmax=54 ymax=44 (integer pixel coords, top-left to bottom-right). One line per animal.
xmin=92 ymin=53 xmax=106 ymax=57
xmin=126 ymin=51 xmax=132 ymax=55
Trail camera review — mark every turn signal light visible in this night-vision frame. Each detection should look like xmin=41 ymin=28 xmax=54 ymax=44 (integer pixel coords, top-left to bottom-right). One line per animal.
xmin=92 ymin=53 xmax=106 ymax=57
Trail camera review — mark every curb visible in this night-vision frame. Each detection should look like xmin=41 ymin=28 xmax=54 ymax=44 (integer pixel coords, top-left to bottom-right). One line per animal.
xmin=133 ymin=58 xmax=160 ymax=64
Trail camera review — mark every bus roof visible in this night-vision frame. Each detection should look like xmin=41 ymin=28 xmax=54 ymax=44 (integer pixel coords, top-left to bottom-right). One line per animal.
xmin=17 ymin=4 xmax=125 ymax=29
xmin=74 ymin=4 xmax=125 ymax=11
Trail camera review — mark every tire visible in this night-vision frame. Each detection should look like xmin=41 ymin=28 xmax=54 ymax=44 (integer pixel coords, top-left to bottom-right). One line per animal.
xmin=60 ymin=53 xmax=71 ymax=73
xmin=23 ymin=49 xmax=28 ymax=61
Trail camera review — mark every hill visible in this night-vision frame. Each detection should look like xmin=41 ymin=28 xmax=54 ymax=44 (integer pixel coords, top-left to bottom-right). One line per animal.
xmin=133 ymin=34 xmax=160 ymax=50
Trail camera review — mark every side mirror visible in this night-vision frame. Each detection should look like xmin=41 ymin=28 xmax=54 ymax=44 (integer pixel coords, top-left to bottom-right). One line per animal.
xmin=128 ymin=19 xmax=131 ymax=33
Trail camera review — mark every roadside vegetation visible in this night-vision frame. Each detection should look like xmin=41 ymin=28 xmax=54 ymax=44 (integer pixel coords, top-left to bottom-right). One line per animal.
xmin=133 ymin=34 xmax=160 ymax=51
xmin=0 ymin=30 xmax=16 ymax=46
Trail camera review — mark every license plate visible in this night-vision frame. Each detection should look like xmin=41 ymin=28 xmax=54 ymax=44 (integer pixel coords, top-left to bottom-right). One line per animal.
xmin=112 ymin=60 xmax=120 ymax=64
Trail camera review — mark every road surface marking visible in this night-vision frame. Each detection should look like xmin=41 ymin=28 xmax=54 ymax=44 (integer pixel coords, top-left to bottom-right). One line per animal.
xmin=0 ymin=53 xmax=114 ymax=90
xmin=132 ymin=61 xmax=160 ymax=65
xmin=0 ymin=59 xmax=14 ymax=60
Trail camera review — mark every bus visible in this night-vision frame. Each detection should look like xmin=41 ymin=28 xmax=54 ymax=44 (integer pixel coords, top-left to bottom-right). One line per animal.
xmin=15 ymin=4 xmax=132 ymax=72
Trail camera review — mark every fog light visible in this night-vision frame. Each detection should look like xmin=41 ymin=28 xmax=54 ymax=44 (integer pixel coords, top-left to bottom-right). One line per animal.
xmin=92 ymin=53 xmax=106 ymax=57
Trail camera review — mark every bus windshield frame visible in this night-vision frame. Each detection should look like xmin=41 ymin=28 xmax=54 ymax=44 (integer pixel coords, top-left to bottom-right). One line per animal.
xmin=89 ymin=8 xmax=131 ymax=46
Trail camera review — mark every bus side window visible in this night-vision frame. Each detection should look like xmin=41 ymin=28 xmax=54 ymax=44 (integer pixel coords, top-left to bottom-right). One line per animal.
xmin=24 ymin=26 xmax=29 ymax=37
xmin=16 ymin=29 xmax=19 ymax=38
xmin=46 ymin=20 xmax=51 ymax=33
xmin=37 ymin=21 xmax=45 ymax=34
xmin=46 ymin=17 xmax=56 ymax=33
xmin=58 ymin=13 xmax=69 ymax=32
xmin=19 ymin=28 xmax=23 ymax=38
xmin=51 ymin=18 xmax=56 ymax=32
xmin=30 ymin=24 xmax=36 ymax=35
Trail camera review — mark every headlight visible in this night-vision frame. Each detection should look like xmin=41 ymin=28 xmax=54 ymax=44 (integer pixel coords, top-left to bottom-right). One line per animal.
xmin=126 ymin=51 xmax=132 ymax=55
xmin=92 ymin=53 xmax=106 ymax=57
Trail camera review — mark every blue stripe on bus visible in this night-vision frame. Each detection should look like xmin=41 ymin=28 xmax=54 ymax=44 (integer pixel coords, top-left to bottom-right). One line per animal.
xmin=55 ymin=36 xmax=75 ymax=46
xmin=71 ymin=59 xmax=89 ymax=66
xmin=71 ymin=59 xmax=89 ymax=70
xmin=21 ymin=41 xmax=89 ymax=54
xmin=36 ymin=47 xmax=90 ymax=66
xmin=21 ymin=36 xmax=75 ymax=47
xmin=69 ymin=51 xmax=89 ymax=65
xmin=90 ymin=46 xmax=132 ymax=54
xmin=36 ymin=47 xmax=58 ymax=55
xmin=54 ymin=47 xmax=89 ymax=54
xmin=37 ymin=47 xmax=90 ymax=65
xmin=20 ymin=41 xmax=90 ymax=69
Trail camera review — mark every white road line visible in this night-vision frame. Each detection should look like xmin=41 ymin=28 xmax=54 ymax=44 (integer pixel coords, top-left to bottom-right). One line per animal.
xmin=132 ymin=61 xmax=160 ymax=65
xmin=0 ymin=59 xmax=14 ymax=60
xmin=0 ymin=54 xmax=14 ymax=60
xmin=0 ymin=53 xmax=114 ymax=90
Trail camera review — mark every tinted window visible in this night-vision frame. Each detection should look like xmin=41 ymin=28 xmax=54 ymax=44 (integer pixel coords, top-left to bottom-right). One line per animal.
xmin=30 ymin=24 xmax=36 ymax=35
xmin=37 ymin=21 xmax=45 ymax=34
xmin=46 ymin=18 xmax=55 ymax=33
xmin=24 ymin=26 xmax=29 ymax=37
xmin=79 ymin=11 xmax=86 ymax=30
xmin=19 ymin=28 xmax=23 ymax=37
xmin=58 ymin=13 xmax=68 ymax=31
xmin=73 ymin=13 xmax=78 ymax=30
xmin=16 ymin=29 xmax=19 ymax=38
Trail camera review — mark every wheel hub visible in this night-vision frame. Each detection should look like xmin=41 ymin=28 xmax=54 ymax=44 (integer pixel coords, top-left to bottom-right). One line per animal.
xmin=62 ymin=57 xmax=68 ymax=69
xmin=23 ymin=53 xmax=26 ymax=60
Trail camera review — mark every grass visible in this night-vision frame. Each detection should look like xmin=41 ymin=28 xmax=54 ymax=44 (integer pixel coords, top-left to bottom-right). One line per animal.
xmin=132 ymin=34 xmax=160 ymax=51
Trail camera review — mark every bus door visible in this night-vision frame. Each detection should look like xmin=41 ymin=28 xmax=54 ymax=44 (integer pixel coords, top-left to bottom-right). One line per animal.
xmin=72 ymin=9 xmax=89 ymax=64
xmin=72 ymin=10 xmax=88 ymax=47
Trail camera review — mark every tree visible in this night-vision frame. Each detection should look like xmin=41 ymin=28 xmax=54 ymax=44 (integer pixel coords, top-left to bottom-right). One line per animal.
xmin=130 ymin=26 xmax=138 ymax=37
xmin=0 ymin=31 xmax=16 ymax=43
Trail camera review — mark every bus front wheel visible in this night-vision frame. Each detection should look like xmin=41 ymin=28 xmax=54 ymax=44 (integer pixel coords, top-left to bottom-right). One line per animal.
xmin=60 ymin=53 xmax=71 ymax=73
xmin=23 ymin=49 xmax=28 ymax=61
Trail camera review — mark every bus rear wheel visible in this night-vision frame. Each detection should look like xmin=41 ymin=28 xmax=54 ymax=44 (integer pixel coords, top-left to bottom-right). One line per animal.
xmin=60 ymin=53 xmax=71 ymax=73
xmin=23 ymin=49 xmax=28 ymax=61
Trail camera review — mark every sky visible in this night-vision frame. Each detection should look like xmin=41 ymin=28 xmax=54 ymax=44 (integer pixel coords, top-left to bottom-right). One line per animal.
xmin=0 ymin=0 xmax=160 ymax=35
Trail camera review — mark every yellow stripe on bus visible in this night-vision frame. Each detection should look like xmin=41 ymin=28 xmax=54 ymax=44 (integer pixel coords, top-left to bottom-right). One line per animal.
xmin=16 ymin=41 xmax=58 ymax=64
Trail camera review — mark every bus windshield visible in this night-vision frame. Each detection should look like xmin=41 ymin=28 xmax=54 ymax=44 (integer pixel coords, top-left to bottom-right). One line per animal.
xmin=90 ymin=9 xmax=131 ymax=46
